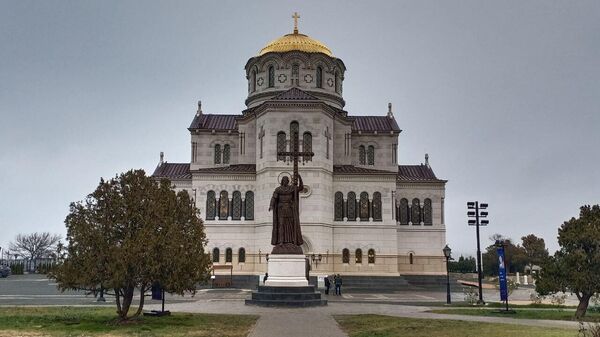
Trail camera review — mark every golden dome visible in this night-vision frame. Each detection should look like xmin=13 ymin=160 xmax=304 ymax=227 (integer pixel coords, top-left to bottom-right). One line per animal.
xmin=258 ymin=32 xmax=333 ymax=57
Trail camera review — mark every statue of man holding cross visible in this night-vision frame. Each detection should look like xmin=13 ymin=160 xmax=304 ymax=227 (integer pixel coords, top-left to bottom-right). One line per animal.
xmin=269 ymin=128 xmax=314 ymax=254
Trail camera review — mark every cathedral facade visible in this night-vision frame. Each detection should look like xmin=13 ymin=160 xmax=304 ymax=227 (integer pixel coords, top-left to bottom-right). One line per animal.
xmin=153 ymin=22 xmax=447 ymax=277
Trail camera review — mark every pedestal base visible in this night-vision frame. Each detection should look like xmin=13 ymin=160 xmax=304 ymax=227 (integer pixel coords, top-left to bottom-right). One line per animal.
xmin=265 ymin=254 xmax=308 ymax=287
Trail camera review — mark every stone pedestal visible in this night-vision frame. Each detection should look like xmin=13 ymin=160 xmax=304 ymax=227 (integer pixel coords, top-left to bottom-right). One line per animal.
xmin=265 ymin=254 xmax=308 ymax=287
xmin=246 ymin=254 xmax=326 ymax=307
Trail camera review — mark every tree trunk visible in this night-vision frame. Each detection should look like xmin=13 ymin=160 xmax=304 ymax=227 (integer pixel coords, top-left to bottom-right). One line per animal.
xmin=132 ymin=286 xmax=146 ymax=318
xmin=117 ymin=286 xmax=135 ymax=320
xmin=575 ymin=292 xmax=592 ymax=319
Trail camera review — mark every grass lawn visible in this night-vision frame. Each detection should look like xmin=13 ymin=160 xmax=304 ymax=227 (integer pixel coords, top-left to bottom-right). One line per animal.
xmin=428 ymin=308 xmax=600 ymax=322
xmin=0 ymin=307 xmax=258 ymax=337
xmin=335 ymin=314 xmax=575 ymax=337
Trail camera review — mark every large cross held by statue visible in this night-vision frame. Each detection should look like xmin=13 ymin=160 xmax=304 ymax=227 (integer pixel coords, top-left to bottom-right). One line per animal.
xmin=277 ymin=130 xmax=314 ymax=186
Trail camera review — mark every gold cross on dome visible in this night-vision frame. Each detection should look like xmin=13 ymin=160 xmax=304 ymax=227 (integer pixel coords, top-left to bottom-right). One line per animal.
xmin=292 ymin=12 xmax=300 ymax=34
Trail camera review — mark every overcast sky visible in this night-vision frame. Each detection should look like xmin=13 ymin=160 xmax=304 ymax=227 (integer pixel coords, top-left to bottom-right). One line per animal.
xmin=1 ymin=1 xmax=599 ymax=257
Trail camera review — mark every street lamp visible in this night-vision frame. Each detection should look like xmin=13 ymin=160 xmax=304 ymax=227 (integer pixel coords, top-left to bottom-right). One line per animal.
xmin=443 ymin=245 xmax=452 ymax=304
xmin=468 ymin=201 xmax=489 ymax=304
xmin=311 ymin=254 xmax=322 ymax=268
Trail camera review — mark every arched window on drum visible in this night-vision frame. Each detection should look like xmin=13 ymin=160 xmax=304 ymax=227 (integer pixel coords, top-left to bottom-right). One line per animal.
xmin=268 ymin=65 xmax=275 ymax=88
xmin=316 ymin=66 xmax=323 ymax=88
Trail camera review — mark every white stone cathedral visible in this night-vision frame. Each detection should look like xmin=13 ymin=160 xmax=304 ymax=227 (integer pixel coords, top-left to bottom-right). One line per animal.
xmin=153 ymin=19 xmax=447 ymax=278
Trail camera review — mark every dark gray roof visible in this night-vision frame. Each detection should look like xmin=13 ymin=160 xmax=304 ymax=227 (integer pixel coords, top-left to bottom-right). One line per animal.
xmin=353 ymin=116 xmax=400 ymax=132
xmin=333 ymin=165 xmax=396 ymax=175
xmin=152 ymin=163 xmax=191 ymax=179
xmin=397 ymin=165 xmax=445 ymax=182
xmin=189 ymin=114 xmax=237 ymax=131
xmin=195 ymin=164 xmax=256 ymax=174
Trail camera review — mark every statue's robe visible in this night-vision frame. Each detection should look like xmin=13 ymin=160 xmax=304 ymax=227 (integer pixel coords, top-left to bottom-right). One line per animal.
xmin=270 ymin=177 xmax=304 ymax=247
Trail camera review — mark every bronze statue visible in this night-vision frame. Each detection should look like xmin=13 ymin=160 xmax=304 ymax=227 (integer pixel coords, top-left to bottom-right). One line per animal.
xmin=269 ymin=174 xmax=304 ymax=254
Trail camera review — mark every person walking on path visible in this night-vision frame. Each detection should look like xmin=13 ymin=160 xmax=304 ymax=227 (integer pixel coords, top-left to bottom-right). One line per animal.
xmin=324 ymin=275 xmax=331 ymax=295
xmin=263 ymin=273 xmax=268 ymax=285
xmin=334 ymin=274 xmax=342 ymax=296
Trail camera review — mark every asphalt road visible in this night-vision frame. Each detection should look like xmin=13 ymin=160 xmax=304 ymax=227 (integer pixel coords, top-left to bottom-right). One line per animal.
xmin=0 ymin=273 xmax=581 ymax=307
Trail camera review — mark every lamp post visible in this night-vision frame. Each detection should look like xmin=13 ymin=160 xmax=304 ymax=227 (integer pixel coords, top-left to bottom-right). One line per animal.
xmin=468 ymin=201 xmax=489 ymax=305
xmin=443 ymin=244 xmax=452 ymax=305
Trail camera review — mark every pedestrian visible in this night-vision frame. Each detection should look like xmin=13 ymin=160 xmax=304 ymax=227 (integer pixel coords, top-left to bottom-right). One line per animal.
xmin=324 ymin=275 xmax=331 ymax=295
xmin=335 ymin=274 xmax=342 ymax=296
xmin=263 ymin=272 xmax=268 ymax=285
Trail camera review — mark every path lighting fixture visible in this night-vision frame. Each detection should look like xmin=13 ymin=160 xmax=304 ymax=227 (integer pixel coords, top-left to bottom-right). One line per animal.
xmin=468 ymin=201 xmax=490 ymax=305
xmin=443 ymin=244 xmax=452 ymax=304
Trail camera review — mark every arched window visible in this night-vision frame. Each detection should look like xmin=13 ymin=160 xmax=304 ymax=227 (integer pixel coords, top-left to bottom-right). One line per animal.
xmin=358 ymin=145 xmax=366 ymax=165
xmin=372 ymin=192 xmax=382 ymax=221
xmin=334 ymin=71 xmax=339 ymax=93
xmin=367 ymin=145 xmax=375 ymax=165
xmin=368 ymin=249 xmax=376 ymax=264
xmin=225 ymin=248 xmax=232 ymax=263
xmin=238 ymin=248 xmax=246 ymax=263
xmin=316 ymin=66 xmax=323 ymax=88
xmin=409 ymin=253 xmax=414 ymax=265
xmin=303 ymin=132 xmax=312 ymax=161
xmin=268 ymin=66 xmax=275 ymax=87
xmin=212 ymin=248 xmax=220 ymax=263
xmin=277 ymin=132 xmax=286 ymax=161
xmin=411 ymin=198 xmax=421 ymax=225
xmin=223 ymin=144 xmax=230 ymax=164
xmin=290 ymin=121 xmax=299 ymax=143
xmin=214 ymin=144 xmax=221 ymax=164
xmin=355 ymin=249 xmax=362 ymax=264
xmin=399 ymin=198 xmax=409 ymax=225
xmin=251 ymin=70 xmax=256 ymax=92
xmin=292 ymin=63 xmax=299 ymax=85
xmin=232 ymin=191 xmax=242 ymax=220
xmin=342 ymin=248 xmax=350 ymax=264
xmin=206 ymin=191 xmax=216 ymax=220
xmin=219 ymin=191 xmax=229 ymax=220
xmin=347 ymin=192 xmax=357 ymax=221
xmin=359 ymin=192 xmax=369 ymax=221
xmin=245 ymin=191 xmax=254 ymax=220
xmin=334 ymin=192 xmax=344 ymax=221
xmin=423 ymin=198 xmax=433 ymax=225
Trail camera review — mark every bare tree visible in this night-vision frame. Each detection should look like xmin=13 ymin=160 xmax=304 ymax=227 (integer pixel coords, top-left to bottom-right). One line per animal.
xmin=9 ymin=232 xmax=61 ymax=260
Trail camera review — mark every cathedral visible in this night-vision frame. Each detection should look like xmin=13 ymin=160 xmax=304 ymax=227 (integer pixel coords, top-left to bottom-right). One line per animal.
xmin=153 ymin=17 xmax=447 ymax=280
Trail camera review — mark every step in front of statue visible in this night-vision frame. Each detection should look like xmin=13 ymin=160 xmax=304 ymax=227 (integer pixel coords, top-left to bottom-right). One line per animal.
xmin=245 ymin=285 xmax=327 ymax=307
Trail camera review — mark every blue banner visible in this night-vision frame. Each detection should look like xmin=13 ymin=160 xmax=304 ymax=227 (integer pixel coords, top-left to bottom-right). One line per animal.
xmin=497 ymin=246 xmax=508 ymax=301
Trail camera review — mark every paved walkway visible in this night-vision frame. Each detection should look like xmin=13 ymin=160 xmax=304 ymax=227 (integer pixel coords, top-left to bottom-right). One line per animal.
xmin=248 ymin=311 xmax=347 ymax=337
xmin=145 ymin=298 xmax=580 ymax=336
